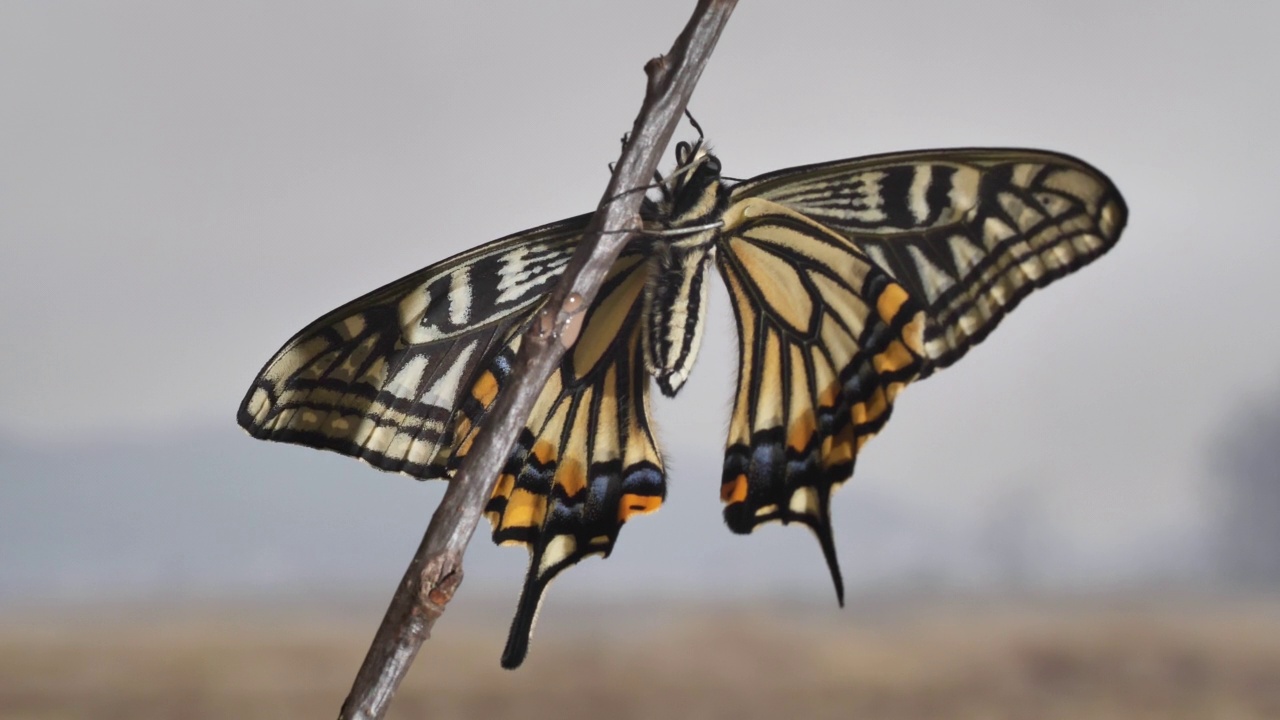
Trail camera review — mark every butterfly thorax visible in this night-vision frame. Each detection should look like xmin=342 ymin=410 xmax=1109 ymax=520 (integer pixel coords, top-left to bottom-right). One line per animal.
xmin=641 ymin=145 xmax=729 ymax=397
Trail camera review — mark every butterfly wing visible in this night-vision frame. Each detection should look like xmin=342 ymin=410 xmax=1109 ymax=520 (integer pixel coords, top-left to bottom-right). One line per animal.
xmin=237 ymin=214 xmax=589 ymax=478
xmin=718 ymin=149 xmax=1126 ymax=599
xmin=715 ymin=208 xmax=926 ymax=603
xmin=480 ymin=248 xmax=665 ymax=668
xmin=731 ymin=148 xmax=1128 ymax=376
xmin=240 ymin=212 xmax=667 ymax=668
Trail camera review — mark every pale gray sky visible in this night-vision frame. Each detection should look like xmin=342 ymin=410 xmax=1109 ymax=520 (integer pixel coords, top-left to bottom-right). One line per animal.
xmin=2 ymin=2 xmax=1278 ymax=597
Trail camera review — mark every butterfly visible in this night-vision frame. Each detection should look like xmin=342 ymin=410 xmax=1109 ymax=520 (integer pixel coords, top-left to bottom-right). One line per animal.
xmin=238 ymin=141 xmax=1126 ymax=667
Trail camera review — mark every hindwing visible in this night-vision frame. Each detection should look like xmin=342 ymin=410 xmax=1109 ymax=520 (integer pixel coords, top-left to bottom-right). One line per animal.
xmin=480 ymin=249 xmax=664 ymax=668
xmin=716 ymin=206 xmax=926 ymax=601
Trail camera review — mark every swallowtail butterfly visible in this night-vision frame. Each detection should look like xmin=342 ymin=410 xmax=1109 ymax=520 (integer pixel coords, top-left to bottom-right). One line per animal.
xmin=239 ymin=141 xmax=1126 ymax=667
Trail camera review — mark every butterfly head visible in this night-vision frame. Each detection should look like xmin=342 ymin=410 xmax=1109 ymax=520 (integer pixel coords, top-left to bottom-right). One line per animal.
xmin=667 ymin=140 xmax=724 ymax=218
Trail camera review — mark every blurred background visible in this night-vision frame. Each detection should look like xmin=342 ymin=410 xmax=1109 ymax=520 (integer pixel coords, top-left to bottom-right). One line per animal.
xmin=2 ymin=1 xmax=1279 ymax=718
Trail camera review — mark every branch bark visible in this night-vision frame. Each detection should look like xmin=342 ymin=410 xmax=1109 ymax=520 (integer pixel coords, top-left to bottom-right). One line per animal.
xmin=337 ymin=2 xmax=737 ymax=717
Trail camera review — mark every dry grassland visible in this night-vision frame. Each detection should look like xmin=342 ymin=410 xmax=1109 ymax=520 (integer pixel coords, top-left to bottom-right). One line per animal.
xmin=2 ymin=596 xmax=1278 ymax=719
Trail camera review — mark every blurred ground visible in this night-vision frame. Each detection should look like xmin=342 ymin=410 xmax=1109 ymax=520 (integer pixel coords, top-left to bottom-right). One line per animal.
xmin=2 ymin=595 xmax=1279 ymax=719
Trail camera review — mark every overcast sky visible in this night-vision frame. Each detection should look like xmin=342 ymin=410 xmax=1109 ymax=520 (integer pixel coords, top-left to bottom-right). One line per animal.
xmin=2 ymin=2 xmax=1278 ymax=595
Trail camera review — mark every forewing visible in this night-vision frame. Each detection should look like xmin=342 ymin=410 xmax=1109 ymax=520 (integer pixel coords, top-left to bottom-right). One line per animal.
xmin=478 ymin=249 xmax=665 ymax=668
xmin=730 ymin=148 xmax=1127 ymax=376
xmin=716 ymin=207 xmax=927 ymax=603
xmin=237 ymin=214 xmax=589 ymax=478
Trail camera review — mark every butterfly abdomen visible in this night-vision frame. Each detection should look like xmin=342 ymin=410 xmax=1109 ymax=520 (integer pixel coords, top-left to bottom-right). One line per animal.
xmin=642 ymin=238 xmax=717 ymax=397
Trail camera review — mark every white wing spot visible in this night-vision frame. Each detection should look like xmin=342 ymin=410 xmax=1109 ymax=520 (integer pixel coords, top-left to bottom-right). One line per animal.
xmin=247 ymin=389 xmax=271 ymax=422
xmin=908 ymin=165 xmax=933 ymax=225
xmin=539 ymin=535 xmax=578 ymax=573
xmin=399 ymin=288 xmax=432 ymax=343
xmin=982 ymin=217 xmax=1017 ymax=248
xmin=1035 ymin=192 xmax=1074 ymax=219
xmin=907 ymin=246 xmax=955 ymax=303
xmin=420 ymin=341 xmax=477 ymax=410
xmin=789 ymin=487 xmax=818 ymax=516
xmin=998 ymin=191 xmax=1044 ymax=230
xmin=339 ymin=315 xmax=366 ymax=339
xmin=1010 ymin=163 xmax=1042 ymax=188
xmin=449 ymin=271 xmax=472 ymax=326
xmin=1100 ymin=200 xmax=1123 ymax=238
xmin=386 ymin=355 xmax=430 ymax=401
xmin=495 ymin=245 xmax=570 ymax=304
xmin=863 ymin=245 xmax=893 ymax=275
xmin=949 ymin=235 xmax=985 ymax=275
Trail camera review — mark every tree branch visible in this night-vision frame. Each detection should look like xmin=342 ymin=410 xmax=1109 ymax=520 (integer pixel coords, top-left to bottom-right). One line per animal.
xmin=337 ymin=2 xmax=737 ymax=717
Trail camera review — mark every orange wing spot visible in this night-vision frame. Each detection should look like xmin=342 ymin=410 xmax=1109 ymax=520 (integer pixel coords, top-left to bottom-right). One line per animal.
xmin=818 ymin=379 xmax=841 ymax=409
xmin=866 ymin=386 xmax=888 ymax=421
xmin=787 ymin=411 xmax=817 ymax=452
xmin=501 ymin=488 xmax=547 ymax=531
xmin=554 ymin=459 xmax=587 ymax=498
xmin=490 ymin=473 xmax=516 ymax=501
xmin=485 ymin=473 xmax=517 ymax=531
xmin=823 ymin=422 xmax=855 ymax=469
xmin=454 ymin=416 xmax=472 ymax=442
xmin=901 ymin=311 xmax=926 ymax=355
xmin=721 ymin=473 xmax=750 ymax=504
xmin=854 ymin=386 xmax=888 ymax=427
xmin=873 ymin=339 xmax=915 ymax=375
xmin=885 ymin=381 xmax=906 ymax=402
xmin=456 ymin=428 xmax=477 ymax=458
xmin=531 ymin=440 xmax=557 ymax=465
xmin=471 ymin=370 xmax=499 ymax=407
xmin=618 ymin=493 xmax=662 ymax=522
xmin=875 ymin=283 xmax=910 ymax=322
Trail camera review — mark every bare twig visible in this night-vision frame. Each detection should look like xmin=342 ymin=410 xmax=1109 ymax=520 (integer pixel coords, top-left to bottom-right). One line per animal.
xmin=337 ymin=2 xmax=737 ymax=718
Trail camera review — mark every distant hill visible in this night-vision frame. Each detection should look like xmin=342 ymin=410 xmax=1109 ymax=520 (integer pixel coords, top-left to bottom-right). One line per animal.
xmin=1 ymin=424 xmax=983 ymax=606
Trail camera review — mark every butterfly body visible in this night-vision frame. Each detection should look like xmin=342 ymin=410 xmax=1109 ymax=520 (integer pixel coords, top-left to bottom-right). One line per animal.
xmin=239 ymin=143 xmax=1126 ymax=668
xmin=640 ymin=146 xmax=727 ymax=396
